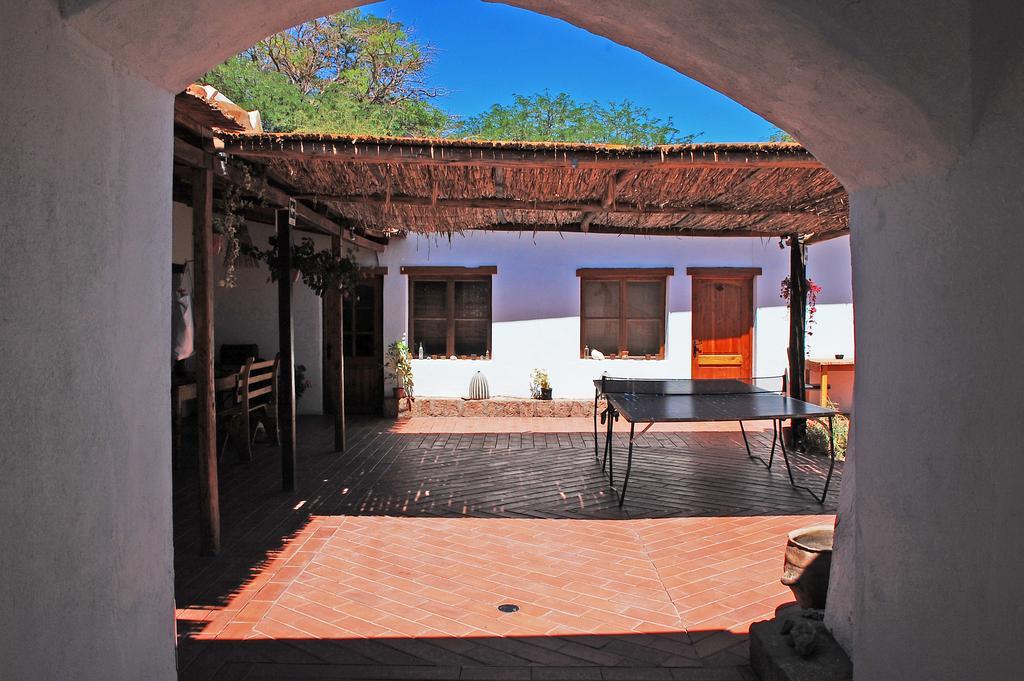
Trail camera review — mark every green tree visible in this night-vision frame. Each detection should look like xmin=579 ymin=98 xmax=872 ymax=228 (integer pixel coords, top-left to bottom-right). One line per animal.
xmin=203 ymin=56 xmax=312 ymax=132
xmin=202 ymin=10 xmax=451 ymax=136
xmin=457 ymin=91 xmax=696 ymax=145
xmin=768 ymin=128 xmax=796 ymax=142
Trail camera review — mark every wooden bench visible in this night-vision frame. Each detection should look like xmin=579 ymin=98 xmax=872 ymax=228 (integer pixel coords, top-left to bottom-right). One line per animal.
xmin=221 ymin=356 xmax=280 ymax=462
xmin=171 ymin=373 xmax=238 ymax=469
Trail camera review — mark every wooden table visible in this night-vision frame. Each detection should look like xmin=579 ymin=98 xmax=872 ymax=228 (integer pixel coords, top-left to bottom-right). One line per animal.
xmin=805 ymin=357 xmax=855 ymax=408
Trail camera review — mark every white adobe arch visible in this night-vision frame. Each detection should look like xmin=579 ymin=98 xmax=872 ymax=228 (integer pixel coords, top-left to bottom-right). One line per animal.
xmin=2 ymin=2 xmax=1023 ymax=680
xmin=63 ymin=0 xmax=966 ymax=188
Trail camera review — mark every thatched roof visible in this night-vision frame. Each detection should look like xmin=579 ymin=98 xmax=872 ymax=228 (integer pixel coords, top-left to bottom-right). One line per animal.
xmin=175 ymin=85 xmax=259 ymax=136
xmin=218 ymin=133 xmax=848 ymax=242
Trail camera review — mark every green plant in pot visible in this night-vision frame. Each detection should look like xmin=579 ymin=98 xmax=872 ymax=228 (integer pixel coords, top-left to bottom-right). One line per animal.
xmin=387 ymin=337 xmax=414 ymax=399
xmin=530 ymin=368 xmax=552 ymax=400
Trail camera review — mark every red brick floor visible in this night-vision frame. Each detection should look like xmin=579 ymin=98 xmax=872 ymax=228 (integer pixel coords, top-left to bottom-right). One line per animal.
xmin=174 ymin=416 xmax=841 ymax=680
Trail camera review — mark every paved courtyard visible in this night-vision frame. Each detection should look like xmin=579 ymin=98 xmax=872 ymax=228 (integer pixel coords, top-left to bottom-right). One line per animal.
xmin=174 ymin=416 xmax=841 ymax=680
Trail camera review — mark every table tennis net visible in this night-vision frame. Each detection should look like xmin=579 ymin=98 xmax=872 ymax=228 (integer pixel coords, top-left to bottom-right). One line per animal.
xmin=598 ymin=375 xmax=786 ymax=396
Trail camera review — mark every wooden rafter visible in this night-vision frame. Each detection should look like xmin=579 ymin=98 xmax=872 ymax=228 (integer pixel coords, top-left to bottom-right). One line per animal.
xmin=221 ymin=136 xmax=826 ymax=170
xmin=473 ymin=223 xmax=838 ymax=238
xmin=294 ymin=192 xmax=817 ymax=218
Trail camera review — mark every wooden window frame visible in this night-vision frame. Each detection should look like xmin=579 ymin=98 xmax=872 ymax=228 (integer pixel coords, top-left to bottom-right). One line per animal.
xmin=403 ymin=266 xmax=496 ymax=359
xmin=577 ymin=267 xmax=673 ymax=359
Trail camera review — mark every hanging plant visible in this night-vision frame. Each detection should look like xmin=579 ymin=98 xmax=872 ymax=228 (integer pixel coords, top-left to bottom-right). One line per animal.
xmin=213 ymin=161 xmax=268 ymax=288
xmin=780 ymin=276 xmax=823 ymax=334
xmin=246 ymin=235 xmax=360 ymax=298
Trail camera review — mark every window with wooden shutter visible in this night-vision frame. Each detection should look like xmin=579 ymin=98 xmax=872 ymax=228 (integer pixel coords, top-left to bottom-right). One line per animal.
xmin=577 ymin=268 xmax=672 ymax=359
xmin=403 ymin=266 xmax=496 ymax=359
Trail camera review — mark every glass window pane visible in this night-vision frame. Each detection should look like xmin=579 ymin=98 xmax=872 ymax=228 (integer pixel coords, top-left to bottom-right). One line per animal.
xmin=454 ymin=280 xmax=490 ymax=319
xmin=354 ymin=333 xmax=375 ymax=357
xmin=626 ymin=320 xmax=661 ymax=356
xmin=414 ymin=319 xmax=448 ymax=356
xmin=355 ymin=305 xmax=374 ymax=332
xmin=454 ymin=320 xmax=488 ymax=356
xmin=583 ymin=319 xmax=620 ymax=356
xmin=355 ymin=283 xmax=374 ymax=306
xmin=582 ymin=280 xmax=620 ymax=318
xmin=627 ymin=281 xmax=663 ymax=318
xmin=343 ymin=332 xmax=354 ymax=357
xmin=413 ymin=280 xmax=448 ymax=319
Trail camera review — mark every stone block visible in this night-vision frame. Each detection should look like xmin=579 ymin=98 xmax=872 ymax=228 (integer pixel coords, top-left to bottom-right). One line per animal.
xmin=749 ymin=613 xmax=852 ymax=681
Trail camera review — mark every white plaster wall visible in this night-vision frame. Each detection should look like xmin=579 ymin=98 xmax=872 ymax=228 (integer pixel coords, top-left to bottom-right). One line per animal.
xmin=835 ymin=42 xmax=1024 ymax=675
xmin=171 ymin=203 xmax=333 ymax=414
xmin=0 ymin=1 xmax=176 ymax=679
xmin=380 ymin=232 xmax=852 ymax=398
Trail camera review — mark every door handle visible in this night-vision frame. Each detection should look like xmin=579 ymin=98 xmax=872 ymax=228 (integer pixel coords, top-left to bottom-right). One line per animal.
xmin=692 ymin=340 xmax=702 ymax=358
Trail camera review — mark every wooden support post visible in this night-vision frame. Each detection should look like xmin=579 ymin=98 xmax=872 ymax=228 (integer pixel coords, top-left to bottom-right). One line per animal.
xmin=192 ymin=160 xmax=220 ymax=556
xmin=330 ymin=235 xmax=346 ymax=452
xmin=788 ymin=234 xmax=808 ymax=442
xmin=277 ymin=207 xmax=297 ymax=490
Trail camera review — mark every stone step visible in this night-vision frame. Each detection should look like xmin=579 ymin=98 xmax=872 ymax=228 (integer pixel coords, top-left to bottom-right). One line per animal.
xmin=411 ymin=396 xmax=600 ymax=418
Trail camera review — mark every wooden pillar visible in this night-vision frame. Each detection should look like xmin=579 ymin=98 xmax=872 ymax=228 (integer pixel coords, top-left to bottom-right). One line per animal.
xmin=277 ymin=207 xmax=297 ymax=490
xmin=192 ymin=160 xmax=220 ymax=555
xmin=329 ymin=235 xmax=347 ymax=451
xmin=788 ymin=234 xmax=808 ymax=441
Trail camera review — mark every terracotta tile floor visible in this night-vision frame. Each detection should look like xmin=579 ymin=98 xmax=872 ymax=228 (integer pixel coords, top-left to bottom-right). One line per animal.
xmin=174 ymin=416 xmax=841 ymax=681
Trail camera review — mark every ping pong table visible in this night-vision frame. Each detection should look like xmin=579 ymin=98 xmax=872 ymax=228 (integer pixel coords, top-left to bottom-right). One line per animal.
xmin=592 ymin=377 xmax=838 ymax=506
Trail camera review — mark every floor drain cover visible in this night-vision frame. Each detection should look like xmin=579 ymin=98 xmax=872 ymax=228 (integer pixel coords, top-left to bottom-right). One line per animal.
xmin=497 ymin=604 xmax=520 ymax=613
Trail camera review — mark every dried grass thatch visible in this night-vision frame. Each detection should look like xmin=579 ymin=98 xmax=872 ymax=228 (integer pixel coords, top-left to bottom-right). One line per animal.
xmin=221 ymin=133 xmax=849 ymax=242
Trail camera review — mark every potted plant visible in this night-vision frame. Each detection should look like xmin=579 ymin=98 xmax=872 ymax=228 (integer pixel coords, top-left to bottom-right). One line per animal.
xmin=530 ymin=368 xmax=552 ymax=400
xmin=387 ymin=337 xmax=414 ymax=399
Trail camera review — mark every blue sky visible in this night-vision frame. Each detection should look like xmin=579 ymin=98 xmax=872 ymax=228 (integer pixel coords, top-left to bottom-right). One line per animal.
xmin=361 ymin=0 xmax=779 ymax=142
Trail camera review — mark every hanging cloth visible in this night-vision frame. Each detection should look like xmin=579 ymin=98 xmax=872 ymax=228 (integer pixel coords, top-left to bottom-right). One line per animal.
xmin=172 ymin=291 xmax=195 ymax=360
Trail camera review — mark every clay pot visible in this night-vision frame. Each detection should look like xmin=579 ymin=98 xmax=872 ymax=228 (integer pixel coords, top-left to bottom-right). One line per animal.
xmin=781 ymin=524 xmax=834 ymax=609
xmin=212 ymin=233 xmax=226 ymax=255
xmin=393 ymin=386 xmax=406 ymax=399
xmin=539 ymin=388 xmax=553 ymax=400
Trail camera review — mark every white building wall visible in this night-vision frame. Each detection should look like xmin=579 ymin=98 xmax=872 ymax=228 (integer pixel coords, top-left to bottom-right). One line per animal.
xmin=380 ymin=231 xmax=853 ymax=399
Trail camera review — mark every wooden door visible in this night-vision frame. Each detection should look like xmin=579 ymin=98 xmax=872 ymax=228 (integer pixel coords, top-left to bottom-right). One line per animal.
xmin=689 ymin=268 xmax=759 ymax=380
xmin=324 ymin=275 xmax=384 ymax=415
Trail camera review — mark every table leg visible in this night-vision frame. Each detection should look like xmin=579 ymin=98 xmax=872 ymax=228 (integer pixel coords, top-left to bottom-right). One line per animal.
xmin=618 ymin=421 xmax=636 ymax=508
xmin=744 ymin=420 xmax=778 ymax=469
xmin=779 ymin=420 xmax=797 ymax=486
xmin=593 ymin=390 xmax=600 ymax=462
xmin=780 ymin=416 xmax=836 ymax=505
xmin=605 ymin=405 xmax=615 ymax=483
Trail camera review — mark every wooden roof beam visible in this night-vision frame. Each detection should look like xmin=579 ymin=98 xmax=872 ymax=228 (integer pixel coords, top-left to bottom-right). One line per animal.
xmin=293 ymin=192 xmax=815 ymax=218
xmin=220 ymin=137 xmax=825 ymax=170
xmin=475 ymin=223 xmax=822 ymax=238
